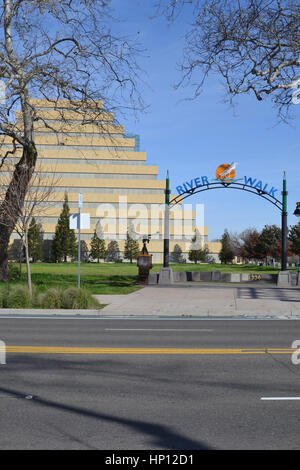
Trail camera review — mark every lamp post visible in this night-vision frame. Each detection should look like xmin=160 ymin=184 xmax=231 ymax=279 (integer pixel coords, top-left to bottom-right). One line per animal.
xmin=293 ymin=203 xmax=300 ymax=274
xmin=294 ymin=202 xmax=300 ymax=218
xmin=163 ymin=170 xmax=170 ymax=267
xmin=281 ymin=172 xmax=288 ymax=271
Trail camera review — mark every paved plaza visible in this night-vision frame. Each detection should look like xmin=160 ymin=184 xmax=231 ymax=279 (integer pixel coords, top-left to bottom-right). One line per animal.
xmin=95 ymin=283 xmax=300 ymax=318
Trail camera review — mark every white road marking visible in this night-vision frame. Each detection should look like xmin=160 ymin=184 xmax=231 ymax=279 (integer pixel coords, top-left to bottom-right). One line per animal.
xmin=104 ymin=328 xmax=214 ymax=331
xmin=261 ymin=397 xmax=300 ymax=401
xmin=0 ymin=316 xmax=300 ymax=321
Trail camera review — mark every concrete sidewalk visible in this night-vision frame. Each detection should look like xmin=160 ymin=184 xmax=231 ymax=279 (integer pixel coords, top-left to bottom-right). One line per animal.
xmin=1 ymin=283 xmax=300 ymax=318
xmin=94 ymin=283 xmax=300 ymax=318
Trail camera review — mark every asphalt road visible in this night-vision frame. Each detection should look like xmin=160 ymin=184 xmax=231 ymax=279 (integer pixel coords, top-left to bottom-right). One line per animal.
xmin=1 ymin=318 xmax=300 ymax=450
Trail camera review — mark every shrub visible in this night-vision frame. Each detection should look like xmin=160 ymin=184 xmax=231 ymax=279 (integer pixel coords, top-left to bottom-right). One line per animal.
xmin=38 ymin=288 xmax=63 ymax=309
xmin=87 ymin=295 xmax=102 ymax=309
xmin=61 ymin=288 xmax=90 ymax=309
xmin=0 ymin=284 xmax=101 ymax=310
xmin=8 ymin=263 xmax=21 ymax=281
xmin=6 ymin=285 xmax=32 ymax=308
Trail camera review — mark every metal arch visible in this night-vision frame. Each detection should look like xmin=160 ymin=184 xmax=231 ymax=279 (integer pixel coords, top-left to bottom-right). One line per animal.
xmin=169 ymin=182 xmax=283 ymax=212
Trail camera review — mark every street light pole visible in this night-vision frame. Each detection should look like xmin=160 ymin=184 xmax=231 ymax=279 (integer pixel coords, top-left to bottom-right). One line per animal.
xmin=281 ymin=172 xmax=288 ymax=271
xmin=163 ymin=170 xmax=170 ymax=268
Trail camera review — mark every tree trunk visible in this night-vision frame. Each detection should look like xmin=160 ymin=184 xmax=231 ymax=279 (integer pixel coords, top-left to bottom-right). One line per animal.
xmin=0 ymin=227 xmax=11 ymax=281
xmin=0 ymin=143 xmax=37 ymax=281
xmin=24 ymin=230 xmax=32 ymax=296
xmin=19 ymin=243 xmax=22 ymax=277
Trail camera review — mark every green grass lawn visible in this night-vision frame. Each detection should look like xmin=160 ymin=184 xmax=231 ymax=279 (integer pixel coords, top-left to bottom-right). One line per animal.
xmin=10 ymin=263 xmax=140 ymax=295
xmin=1 ymin=261 xmax=288 ymax=296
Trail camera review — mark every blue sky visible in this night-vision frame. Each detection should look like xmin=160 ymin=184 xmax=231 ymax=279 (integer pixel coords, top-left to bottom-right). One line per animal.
xmin=111 ymin=0 xmax=300 ymax=241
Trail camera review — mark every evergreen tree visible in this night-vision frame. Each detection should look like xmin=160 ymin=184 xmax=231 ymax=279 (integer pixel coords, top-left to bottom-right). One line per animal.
xmin=107 ymin=240 xmax=120 ymax=262
xmin=28 ymin=217 xmax=43 ymax=262
xmin=79 ymin=240 xmax=89 ymax=262
xmin=90 ymin=227 xmax=107 ymax=263
xmin=53 ymin=193 xmax=77 ymax=262
xmin=124 ymin=226 xmax=140 ymax=263
xmin=219 ymin=229 xmax=234 ymax=264
xmin=8 ymin=239 xmax=23 ymax=263
xmin=188 ymin=230 xmax=209 ymax=264
xmin=171 ymin=244 xmax=184 ymax=263
xmin=42 ymin=240 xmax=55 ymax=263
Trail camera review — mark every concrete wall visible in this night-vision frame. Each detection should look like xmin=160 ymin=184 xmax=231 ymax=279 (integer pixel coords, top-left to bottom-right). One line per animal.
xmin=149 ymin=271 xmax=278 ymax=284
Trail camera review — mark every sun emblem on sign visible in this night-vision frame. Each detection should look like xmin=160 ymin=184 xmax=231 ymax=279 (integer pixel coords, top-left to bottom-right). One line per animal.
xmin=216 ymin=162 xmax=238 ymax=181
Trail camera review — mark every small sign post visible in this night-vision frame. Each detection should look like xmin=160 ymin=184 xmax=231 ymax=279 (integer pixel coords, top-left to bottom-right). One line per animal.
xmin=69 ymin=202 xmax=90 ymax=289
xmin=78 ymin=193 xmax=83 ymax=288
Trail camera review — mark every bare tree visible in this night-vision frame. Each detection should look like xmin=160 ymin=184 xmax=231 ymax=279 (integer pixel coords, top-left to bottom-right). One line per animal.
xmin=155 ymin=0 xmax=300 ymax=120
xmin=228 ymin=231 xmax=242 ymax=257
xmin=0 ymin=0 xmax=144 ymax=280
xmin=0 ymin=164 xmax=60 ymax=294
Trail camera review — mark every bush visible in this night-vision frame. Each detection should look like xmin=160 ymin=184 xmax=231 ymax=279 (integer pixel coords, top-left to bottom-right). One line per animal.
xmin=61 ymin=288 xmax=90 ymax=309
xmin=6 ymin=285 xmax=32 ymax=308
xmin=8 ymin=263 xmax=21 ymax=281
xmin=38 ymin=288 xmax=63 ymax=309
xmin=0 ymin=284 xmax=101 ymax=310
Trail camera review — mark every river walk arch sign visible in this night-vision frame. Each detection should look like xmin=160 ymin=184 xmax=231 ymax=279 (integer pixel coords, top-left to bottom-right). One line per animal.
xmin=162 ymin=163 xmax=288 ymax=272
xmin=173 ymin=162 xmax=281 ymax=210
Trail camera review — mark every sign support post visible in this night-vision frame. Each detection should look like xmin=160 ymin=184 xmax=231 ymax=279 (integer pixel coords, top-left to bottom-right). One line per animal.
xmin=78 ymin=193 xmax=83 ymax=288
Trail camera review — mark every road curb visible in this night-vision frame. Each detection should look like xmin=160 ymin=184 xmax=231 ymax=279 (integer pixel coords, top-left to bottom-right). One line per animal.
xmin=1 ymin=309 xmax=300 ymax=319
xmin=0 ymin=308 xmax=103 ymax=317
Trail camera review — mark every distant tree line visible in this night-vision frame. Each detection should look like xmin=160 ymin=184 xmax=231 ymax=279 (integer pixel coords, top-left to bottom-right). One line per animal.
xmin=218 ymin=224 xmax=300 ymax=265
xmin=10 ymin=195 xmax=300 ymax=266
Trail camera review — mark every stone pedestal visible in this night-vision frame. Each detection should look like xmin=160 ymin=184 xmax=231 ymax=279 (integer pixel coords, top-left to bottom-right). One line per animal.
xmin=158 ymin=267 xmax=174 ymax=285
xmin=230 ymin=273 xmax=241 ymax=283
xmin=277 ymin=271 xmax=290 ymax=287
xmin=212 ymin=270 xmax=222 ymax=282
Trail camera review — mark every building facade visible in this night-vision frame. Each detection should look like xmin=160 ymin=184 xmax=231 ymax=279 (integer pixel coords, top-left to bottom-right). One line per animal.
xmin=5 ymin=99 xmax=221 ymax=263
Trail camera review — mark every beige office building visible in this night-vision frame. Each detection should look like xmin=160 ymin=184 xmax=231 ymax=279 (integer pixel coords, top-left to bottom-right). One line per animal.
xmin=5 ymin=99 xmax=221 ymax=262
